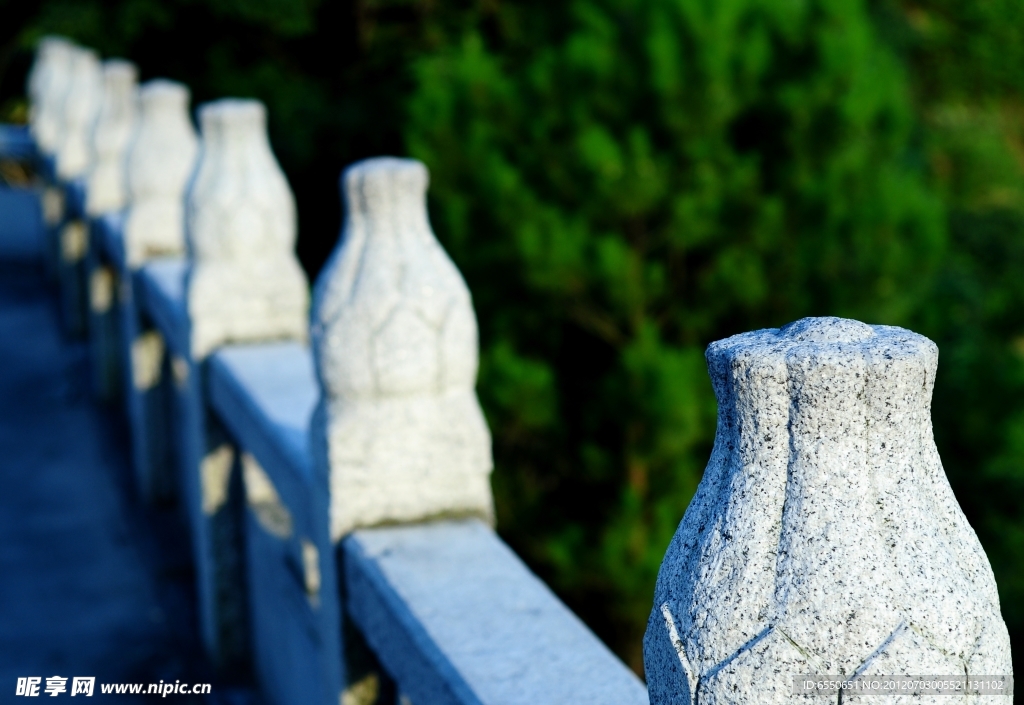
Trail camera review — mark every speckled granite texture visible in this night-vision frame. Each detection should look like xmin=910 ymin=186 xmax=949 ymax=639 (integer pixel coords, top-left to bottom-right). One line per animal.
xmin=311 ymin=157 xmax=494 ymax=541
xmin=645 ymin=317 xmax=1012 ymax=705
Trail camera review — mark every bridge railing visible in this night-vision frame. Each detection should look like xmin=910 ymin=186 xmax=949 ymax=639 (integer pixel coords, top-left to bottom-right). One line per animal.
xmin=5 ymin=36 xmax=649 ymax=705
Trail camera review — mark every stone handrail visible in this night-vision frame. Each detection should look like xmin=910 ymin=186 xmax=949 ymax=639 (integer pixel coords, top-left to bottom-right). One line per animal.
xmin=11 ymin=36 xmax=649 ymax=705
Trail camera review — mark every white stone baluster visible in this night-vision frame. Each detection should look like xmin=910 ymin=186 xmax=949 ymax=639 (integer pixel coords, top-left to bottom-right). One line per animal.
xmin=123 ymin=80 xmax=198 ymax=268
xmin=55 ymin=47 xmax=103 ymax=180
xmin=186 ymin=98 xmax=308 ymax=359
xmin=644 ymin=317 xmax=1013 ymax=705
xmin=28 ymin=36 xmax=77 ymax=156
xmin=311 ymin=157 xmax=494 ymax=541
xmin=85 ymin=60 xmax=138 ymax=216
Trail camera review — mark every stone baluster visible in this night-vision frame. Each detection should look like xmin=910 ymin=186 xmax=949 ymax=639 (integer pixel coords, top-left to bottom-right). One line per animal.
xmin=311 ymin=157 xmax=494 ymax=541
xmin=29 ymin=38 xmax=77 ymax=249
xmin=186 ymin=98 xmax=308 ymax=359
xmin=85 ymin=60 xmax=138 ymax=216
xmin=44 ymin=45 xmax=103 ymax=336
xmin=644 ymin=317 xmax=1012 ymax=705
xmin=55 ymin=47 xmax=103 ymax=181
xmin=83 ymin=61 xmax=139 ymax=399
xmin=123 ymin=80 xmax=198 ymax=268
xmin=28 ymin=36 xmax=77 ymax=157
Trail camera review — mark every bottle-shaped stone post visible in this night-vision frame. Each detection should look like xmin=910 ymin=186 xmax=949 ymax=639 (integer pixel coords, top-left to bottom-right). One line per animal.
xmin=644 ymin=317 xmax=1012 ymax=705
xmin=28 ymin=36 xmax=77 ymax=156
xmin=55 ymin=47 xmax=103 ymax=180
xmin=123 ymin=80 xmax=198 ymax=268
xmin=85 ymin=60 xmax=138 ymax=216
xmin=311 ymin=157 xmax=494 ymax=540
xmin=186 ymin=98 xmax=309 ymax=358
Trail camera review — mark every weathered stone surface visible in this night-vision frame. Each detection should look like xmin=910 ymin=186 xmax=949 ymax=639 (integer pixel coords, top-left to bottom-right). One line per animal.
xmin=123 ymin=80 xmax=198 ymax=267
xmin=28 ymin=36 xmax=77 ymax=156
xmin=185 ymin=99 xmax=309 ymax=359
xmin=85 ymin=60 xmax=138 ymax=216
xmin=645 ymin=317 xmax=1012 ymax=705
xmin=55 ymin=46 xmax=103 ymax=180
xmin=311 ymin=157 xmax=493 ymax=541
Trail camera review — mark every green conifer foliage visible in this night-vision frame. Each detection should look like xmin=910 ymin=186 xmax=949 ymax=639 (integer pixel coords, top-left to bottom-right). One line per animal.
xmin=883 ymin=1 xmax=1024 ymax=673
xmin=406 ymin=0 xmax=945 ymax=668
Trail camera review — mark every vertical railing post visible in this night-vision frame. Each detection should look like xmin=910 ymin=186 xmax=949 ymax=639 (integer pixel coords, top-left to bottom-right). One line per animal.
xmin=180 ymin=98 xmax=309 ymax=671
xmin=52 ymin=46 xmax=102 ymax=337
xmin=84 ymin=59 xmax=138 ymax=401
xmin=26 ymin=37 xmax=74 ymax=282
xmin=119 ymin=80 xmax=198 ymax=503
xmin=643 ymin=317 xmax=1012 ymax=705
xmin=309 ymin=156 xmax=496 ymax=704
xmin=311 ymin=157 xmax=495 ymax=540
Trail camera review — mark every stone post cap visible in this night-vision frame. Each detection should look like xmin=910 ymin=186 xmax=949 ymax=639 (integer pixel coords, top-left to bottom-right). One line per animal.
xmin=139 ymin=79 xmax=190 ymax=111
xmin=312 ymin=156 xmax=476 ymax=400
xmin=36 ymin=35 xmax=76 ymax=54
xmin=188 ymin=96 xmax=296 ymax=262
xmin=198 ymin=98 xmax=266 ymax=127
xmin=123 ymin=79 xmax=198 ymax=267
xmin=28 ymin=36 xmax=77 ymax=155
xmin=644 ymin=316 xmax=1011 ymax=705
xmin=86 ymin=59 xmax=138 ymax=216
xmin=706 ymin=316 xmax=937 ymax=386
xmin=311 ymin=156 xmax=493 ymax=540
xmin=185 ymin=96 xmax=307 ymax=358
xmin=28 ymin=35 xmax=76 ymax=92
xmin=101 ymin=59 xmax=137 ymax=86
xmin=55 ymin=46 xmax=103 ymax=180
xmin=342 ymin=156 xmax=429 ymax=220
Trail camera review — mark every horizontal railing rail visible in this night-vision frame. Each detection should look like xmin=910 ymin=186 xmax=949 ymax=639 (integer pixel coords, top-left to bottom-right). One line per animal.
xmin=2 ymin=34 xmax=649 ymax=705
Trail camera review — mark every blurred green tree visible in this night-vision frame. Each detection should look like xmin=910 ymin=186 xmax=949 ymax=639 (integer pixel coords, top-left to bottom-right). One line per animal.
xmin=404 ymin=0 xmax=946 ymax=669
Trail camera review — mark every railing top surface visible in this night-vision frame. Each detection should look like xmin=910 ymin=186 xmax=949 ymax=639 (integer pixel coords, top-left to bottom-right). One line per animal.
xmin=141 ymin=257 xmax=186 ymax=301
xmin=346 ymin=519 xmax=649 ymax=705
xmin=0 ymin=124 xmax=35 ymax=159
xmin=208 ymin=341 xmax=319 ymax=486
xmin=93 ymin=211 xmax=125 ymax=269
xmin=136 ymin=258 xmax=189 ymax=356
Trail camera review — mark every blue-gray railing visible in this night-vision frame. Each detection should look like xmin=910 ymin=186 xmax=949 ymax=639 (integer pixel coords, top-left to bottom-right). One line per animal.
xmin=1 ymin=124 xmax=649 ymax=705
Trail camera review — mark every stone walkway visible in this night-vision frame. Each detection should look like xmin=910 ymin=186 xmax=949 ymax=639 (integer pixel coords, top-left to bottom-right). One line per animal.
xmin=0 ymin=263 xmax=224 ymax=702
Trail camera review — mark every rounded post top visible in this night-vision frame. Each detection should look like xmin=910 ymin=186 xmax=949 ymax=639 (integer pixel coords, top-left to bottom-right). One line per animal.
xmin=37 ymin=35 xmax=77 ymax=57
xmin=101 ymin=59 xmax=137 ymax=85
xmin=38 ymin=35 xmax=74 ymax=47
xmin=707 ymin=315 xmax=937 ymax=365
xmin=139 ymin=79 xmax=190 ymax=109
xmin=198 ymin=98 xmax=266 ymax=131
xmin=69 ymin=45 xmax=101 ymax=70
xmin=341 ymin=157 xmax=429 ymax=215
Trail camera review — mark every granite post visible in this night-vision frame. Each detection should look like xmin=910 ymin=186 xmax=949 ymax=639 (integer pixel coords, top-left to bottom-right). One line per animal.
xmin=645 ymin=317 xmax=1012 ymax=705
